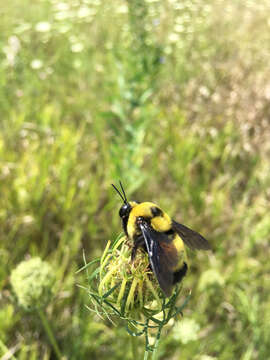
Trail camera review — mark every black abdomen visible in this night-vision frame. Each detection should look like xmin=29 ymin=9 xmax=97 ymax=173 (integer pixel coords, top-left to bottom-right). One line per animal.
xmin=173 ymin=262 xmax=188 ymax=285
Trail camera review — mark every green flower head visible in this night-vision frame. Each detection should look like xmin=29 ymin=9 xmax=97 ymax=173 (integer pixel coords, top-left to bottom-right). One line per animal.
xmin=82 ymin=235 xmax=191 ymax=355
xmin=98 ymin=236 xmax=163 ymax=317
xmin=10 ymin=257 xmax=55 ymax=311
xmin=83 ymin=235 xmax=190 ymax=321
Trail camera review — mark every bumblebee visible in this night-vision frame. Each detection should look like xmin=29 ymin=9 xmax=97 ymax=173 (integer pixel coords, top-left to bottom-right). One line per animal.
xmin=112 ymin=182 xmax=211 ymax=297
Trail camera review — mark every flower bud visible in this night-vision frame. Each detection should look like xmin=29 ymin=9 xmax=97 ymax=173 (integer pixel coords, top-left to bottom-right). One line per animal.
xmin=97 ymin=236 xmax=164 ymax=317
xmin=10 ymin=257 xmax=55 ymax=310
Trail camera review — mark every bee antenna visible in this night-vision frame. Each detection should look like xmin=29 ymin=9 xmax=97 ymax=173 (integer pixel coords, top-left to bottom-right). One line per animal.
xmin=111 ymin=183 xmax=126 ymax=203
xmin=119 ymin=180 xmax=128 ymax=203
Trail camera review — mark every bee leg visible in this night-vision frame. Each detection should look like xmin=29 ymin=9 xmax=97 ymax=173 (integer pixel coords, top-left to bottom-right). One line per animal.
xmin=131 ymin=235 xmax=145 ymax=262
xmin=131 ymin=245 xmax=138 ymax=262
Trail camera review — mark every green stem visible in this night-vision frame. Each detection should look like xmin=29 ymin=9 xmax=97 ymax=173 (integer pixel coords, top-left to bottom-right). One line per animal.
xmin=0 ymin=338 xmax=17 ymax=360
xmin=152 ymin=326 xmax=162 ymax=360
xmin=131 ymin=336 xmax=138 ymax=359
xmin=37 ymin=308 xmax=63 ymax=360
xmin=144 ymin=349 xmax=149 ymax=360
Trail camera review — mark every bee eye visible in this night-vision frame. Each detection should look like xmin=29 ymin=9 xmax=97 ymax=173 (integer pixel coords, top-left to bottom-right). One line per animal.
xmin=119 ymin=203 xmax=131 ymax=218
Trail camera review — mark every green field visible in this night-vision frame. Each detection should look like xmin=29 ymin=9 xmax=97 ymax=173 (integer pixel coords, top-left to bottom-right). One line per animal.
xmin=1 ymin=0 xmax=270 ymax=359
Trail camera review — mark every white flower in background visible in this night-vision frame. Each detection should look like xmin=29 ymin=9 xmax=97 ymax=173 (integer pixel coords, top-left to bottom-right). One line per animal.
xmin=31 ymin=59 xmax=43 ymax=69
xmin=3 ymin=36 xmax=21 ymax=66
xmin=77 ymin=6 xmax=95 ymax=18
xmin=168 ymin=32 xmax=179 ymax=43
xmin=199 ymin=269 xmax=224 ymax=291
xmin=54 ymin=11 xmax=71 ymax=21
xmin=35 ymin=21 xmax=51 ymax=33
xmin=116 ymin=4 xmax=128 ymax=14
xmin=22 ymin=215 xmax=34 ymax=225
xmin=174 ymin=24 xmax=184 ymax=33
xmin=95 ymin=64 xmax=104 ymax=73
xmin=10 ymin=257 xmax=55 ymax=310
xmin=172 ymin=318 xmax=200 ymax=344
xmin=54 ymin=2 xmax=69 ymax=11
xmin=199 ymin=86 xmax=210 ymax=98
xmin=71 ymin=43 xmax=84 ymax=53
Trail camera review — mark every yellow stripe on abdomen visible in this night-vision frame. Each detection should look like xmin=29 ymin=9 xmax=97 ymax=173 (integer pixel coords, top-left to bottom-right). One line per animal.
xmin=172 ymin=234 xmax=188 ymax=270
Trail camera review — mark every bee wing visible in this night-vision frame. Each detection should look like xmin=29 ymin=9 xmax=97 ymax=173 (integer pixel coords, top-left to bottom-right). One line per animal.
xmin=139 ymin=221 xmax=178 ymax=297
xmin=172 ymin=220 xmax=211 ymax=250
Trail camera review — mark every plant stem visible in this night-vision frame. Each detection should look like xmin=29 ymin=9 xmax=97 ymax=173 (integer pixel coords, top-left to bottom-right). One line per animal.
xmin=152 ymin=326 xmax=162 ymax=360
xmin=131 ymin=336 xmax=139 ymax=359
xmin=0 ymin=339 xmax=17 ymax=360
xmin=144 ymin=350 xmax=149 ymax=360
xmin=37 ymin=308 xmax=63 ymax=360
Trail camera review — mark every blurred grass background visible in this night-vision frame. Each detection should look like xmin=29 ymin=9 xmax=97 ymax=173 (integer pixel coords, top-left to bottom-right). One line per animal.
xmin=0 ymin=0 xmax=270 ymax=359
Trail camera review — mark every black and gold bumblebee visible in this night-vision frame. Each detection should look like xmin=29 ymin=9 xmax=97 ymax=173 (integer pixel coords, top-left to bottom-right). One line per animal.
xmin=112 ymin=182 xmax=211 ymax=297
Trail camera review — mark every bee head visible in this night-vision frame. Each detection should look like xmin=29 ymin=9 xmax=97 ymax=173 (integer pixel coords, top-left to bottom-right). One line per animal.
xmin=112 ymin=181 xmax=131 ymax=219
xmin=119 ymin=202 xmax=132 ymax=219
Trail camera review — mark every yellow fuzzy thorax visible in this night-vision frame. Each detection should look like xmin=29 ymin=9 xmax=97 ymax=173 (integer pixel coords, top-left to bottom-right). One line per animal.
xmin=127 ymin=202 xmax=172 ymax=236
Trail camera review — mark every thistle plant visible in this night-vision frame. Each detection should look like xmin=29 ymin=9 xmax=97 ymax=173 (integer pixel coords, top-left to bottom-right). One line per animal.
xmin=10 ymin=257 xmax=63 ymax=360
xmin=79 ymin=235 xmax=191 ymax=359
